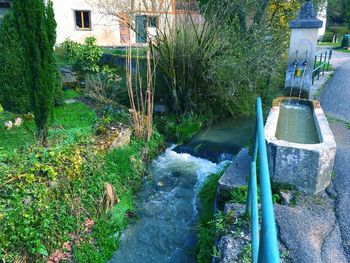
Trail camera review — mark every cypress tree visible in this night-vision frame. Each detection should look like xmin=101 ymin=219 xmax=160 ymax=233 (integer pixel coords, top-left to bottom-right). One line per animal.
xmin=0 ymin=13 xmax=30 ymax=113
xmin=12 ymin=0 xmax=57 ymax=144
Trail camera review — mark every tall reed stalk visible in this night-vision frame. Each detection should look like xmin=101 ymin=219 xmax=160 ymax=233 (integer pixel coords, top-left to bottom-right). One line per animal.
xmin=126 ymin=34 xmax=156 ymax=141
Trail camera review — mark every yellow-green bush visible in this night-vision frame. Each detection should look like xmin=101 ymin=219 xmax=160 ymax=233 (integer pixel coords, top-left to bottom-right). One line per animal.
xmin=0 ymin=133 xmax=163 ymax=262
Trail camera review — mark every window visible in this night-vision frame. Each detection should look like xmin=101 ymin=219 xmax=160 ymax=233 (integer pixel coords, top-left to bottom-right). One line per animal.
xmin=148 ymin=16 xmax=158 ymax=28
xmin=74 ymin=11 xmax=91 ymax=30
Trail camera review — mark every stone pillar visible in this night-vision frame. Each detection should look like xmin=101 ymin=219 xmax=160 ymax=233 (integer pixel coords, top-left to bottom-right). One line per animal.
xmin=284 ymin=0 xmax=323 ymax=99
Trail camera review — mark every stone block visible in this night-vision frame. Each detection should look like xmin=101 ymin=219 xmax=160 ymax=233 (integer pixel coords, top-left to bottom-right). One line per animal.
xmin=217 ymin=148 xmax=251 ymax=201
xmin=265 ymin=97 xmax=336 ymax=194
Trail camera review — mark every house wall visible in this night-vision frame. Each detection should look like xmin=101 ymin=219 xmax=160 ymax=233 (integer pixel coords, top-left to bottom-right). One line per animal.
xmin=51 ymin=0 xmax=201 ymax=47
xmin=317 ymin=2 xmax=327 ymax=40
xmin=52 ymin=0 xmax=121 ymax=46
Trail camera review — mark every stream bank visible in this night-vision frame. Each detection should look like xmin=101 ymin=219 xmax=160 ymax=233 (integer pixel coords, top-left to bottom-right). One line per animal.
xmin=110 ymin=117 xmax=254 ymax=262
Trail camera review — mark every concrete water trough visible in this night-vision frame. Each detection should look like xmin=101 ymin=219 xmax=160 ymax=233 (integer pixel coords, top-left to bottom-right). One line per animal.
xmin=265 ymin=97 xmax=336 ymax=194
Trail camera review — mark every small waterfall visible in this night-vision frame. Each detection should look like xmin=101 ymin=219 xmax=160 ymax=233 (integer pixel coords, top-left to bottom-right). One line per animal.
xmin=109 ymin=147 xmax=230 ymax=263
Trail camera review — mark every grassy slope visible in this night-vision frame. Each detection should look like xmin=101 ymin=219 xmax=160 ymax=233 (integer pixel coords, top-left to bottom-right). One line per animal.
xmin=0 ymin=90 xmax=96 ymax=154
xmin=0 ymin=89 xmax=163 ymax=262
xmin=197 ymin=172 xmax=223 ymax=263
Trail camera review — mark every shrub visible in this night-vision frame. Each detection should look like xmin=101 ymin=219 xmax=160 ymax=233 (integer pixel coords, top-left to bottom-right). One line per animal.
xmin=151 ymin=19 xmax=226 ymax=114
xmin=152 ymin=0 xmax=287 ymax=117
xmin=322 ymin=31 xmax=334 ymax=42
xmin=0 ymin=134 xmax=163 ymax=262
xmin=61 ymin=37 xmax=103 ymax=76
xmin=155 ymin=114 xmax=206 ymax=143
xmin=85 ymin=69 xmax=122 ymax=106
xmin=330 ymin=26 xmax=350 ymax=42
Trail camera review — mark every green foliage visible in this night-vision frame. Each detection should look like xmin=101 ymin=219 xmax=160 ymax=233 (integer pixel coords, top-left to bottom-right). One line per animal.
xmin=85 ymin=68 xmax=122 ymax=106
xmin=12 ymin=0 xmax=60 ymax=142
xmin=322 ymin=31 xmax=335 ymax=42
xmin=327 ymin=0 xmax=349 ymax=26
xmin=152 ymin=21 xmax=228 ymax=114
xmin=0 ymin=13 xmax=30 ymax=113
xmin=329 ymin=26 xmax=350 ymax=41
xmin=318 ymin=41 xmax=341 ymax=48
xmin=0 ymin=94 xmax=96 ymax=154
xmin=50 ymin=102 xmax=97 ymax=145
xmin=231 ymin=186 xmax=249 ymax=204
xmin=0 ymin=111 xmax=36 ymax=153
xmin=62 ymin=88 xmax=81 ymax=100
xmin=102 ymin=47 xmax=147 ymax=58
xmin=61 ymin=37 xmax=103 ymax=75
xmin=204 ymin=0 xmax=288 ymax=116
xmin=197 ymin=172 xmax=222 ymax=263
xmin=155 ymin=114 xmax=205 ymax=143
xmin=0 ymin=131 xmax=163 ymax=262
xmin=154 ymin=0 xmax=288 ymax=116
xmin=54 ymin=46 xmax=73 ymax=68
xmin=238 ymin=243 xmax=252 ymax=263
xmin=271 ymin=182 xmax=297 ymax=204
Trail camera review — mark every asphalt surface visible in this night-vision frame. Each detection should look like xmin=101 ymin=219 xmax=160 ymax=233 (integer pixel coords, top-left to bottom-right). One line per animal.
xmin=320 ymin=50 xmax=350 ymax=260
xmin=320 ymin=51 xmax=350 ymax=122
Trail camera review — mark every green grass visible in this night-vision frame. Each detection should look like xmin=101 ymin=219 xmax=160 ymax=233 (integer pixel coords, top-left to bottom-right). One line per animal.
xmin=155 ymin=114 xmax=206 ymax=144
xmin=62 ymin=89 xmax=81 ymax=100
xmin=0 ymin=90 xmax=97 ymax=154
xmin=50 ymin=102 xmax=97 ymax=145
xmin=196 ymin=172 xmax=223 ymax=263
xmin=0 ymin=111 xmax=36 ymax=153
xmin=337 ymin=48 xmax=350 ymax=53
xmin=318 ymin=42 xmax=341 ymax=48
xmin=102 ymin=47 xmax=147 ymax=58
xmin=0 ymin=86 xmax=164 ymax=262
xmin=0 ymin=134 xmax=163 ymax=262
xmin=72 ymin=136 xmax=162 ymax=262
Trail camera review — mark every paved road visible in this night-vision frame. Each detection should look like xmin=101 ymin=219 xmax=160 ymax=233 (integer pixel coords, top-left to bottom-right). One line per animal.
xmin=320 ymin=50 xmax=350 ymax=260
xmin=320 ymin=51 xmax=350 ymax=121
xmin=330 ymin=122 xmax=350 ymax=258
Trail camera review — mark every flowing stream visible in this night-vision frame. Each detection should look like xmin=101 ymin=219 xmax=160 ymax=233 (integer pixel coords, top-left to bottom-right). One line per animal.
xmin=110 ymin=117 xmax=254 ymax=263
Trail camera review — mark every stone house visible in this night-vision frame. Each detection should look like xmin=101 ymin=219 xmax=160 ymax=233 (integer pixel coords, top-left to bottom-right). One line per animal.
xmin=0 ymin=0 xmax=200 ymax=46
xmin=51 ymin=0 xmax=201 ymax=46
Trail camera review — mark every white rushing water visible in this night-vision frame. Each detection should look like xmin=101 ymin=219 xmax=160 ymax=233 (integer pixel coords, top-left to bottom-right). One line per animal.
xmin=110 ymin=146 xmax=229 ymax=263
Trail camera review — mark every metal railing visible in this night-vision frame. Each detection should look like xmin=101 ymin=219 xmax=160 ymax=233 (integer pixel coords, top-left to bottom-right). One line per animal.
xmin=312 ymin=49 xmax=332 ymax=84
xmin=246 ymin=97 xmax=280 ymax=263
